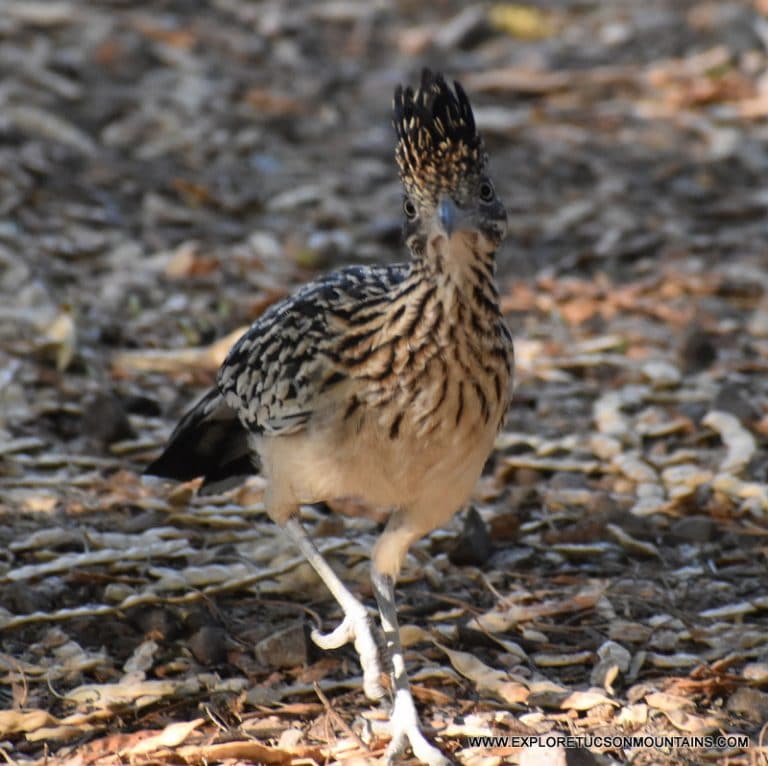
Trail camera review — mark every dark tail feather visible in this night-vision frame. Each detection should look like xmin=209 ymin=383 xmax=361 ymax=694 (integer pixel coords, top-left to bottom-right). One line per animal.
xmin=145 ymin=389 xmax=256 ymax=494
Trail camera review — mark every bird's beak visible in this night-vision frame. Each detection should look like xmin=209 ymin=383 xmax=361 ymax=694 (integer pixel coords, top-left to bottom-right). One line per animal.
xmin=437 ymin=197 xmax=473 ymax=239
xmin=438 ymin=198 xmax=457 ymax=237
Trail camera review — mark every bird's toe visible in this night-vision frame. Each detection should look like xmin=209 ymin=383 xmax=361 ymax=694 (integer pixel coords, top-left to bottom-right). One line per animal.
xmin=311 ymin=611 xmax=385 ymax=700
xmin=385 ymin=689 xmax=451 ymax=766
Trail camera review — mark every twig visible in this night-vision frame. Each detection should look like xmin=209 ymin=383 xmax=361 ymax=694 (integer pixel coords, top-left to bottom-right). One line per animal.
xmin=0 ymin=652 xmax=28 ymax=708
xmin=312 ymin=682 xmax=369 ymax=754
xmin=0 ymin=744 xmax=20 ymax=766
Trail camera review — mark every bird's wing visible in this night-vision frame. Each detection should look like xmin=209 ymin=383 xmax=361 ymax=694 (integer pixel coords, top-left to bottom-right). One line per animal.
xmin=217 ymin=264 xmax=408 ymax=435
xmin=144 ymin=387 xmax=255 ymax=491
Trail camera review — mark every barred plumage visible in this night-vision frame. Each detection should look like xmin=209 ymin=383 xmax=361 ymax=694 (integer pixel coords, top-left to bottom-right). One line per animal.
xmin=146 ymin=69 xmax=513 ymax=766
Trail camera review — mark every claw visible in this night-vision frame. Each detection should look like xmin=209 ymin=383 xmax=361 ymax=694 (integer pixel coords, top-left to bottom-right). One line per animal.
xmin=311 ymin=608 xmax=385 ymax=700
xmin=311 ymin=616 xmax=355 ymax=650
xmin=386 ymin=689 xmax=451 ymax=766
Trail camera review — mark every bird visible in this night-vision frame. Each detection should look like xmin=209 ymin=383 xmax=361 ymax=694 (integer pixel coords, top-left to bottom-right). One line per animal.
xmin=145 ymin=69 xmax=513 ymax=765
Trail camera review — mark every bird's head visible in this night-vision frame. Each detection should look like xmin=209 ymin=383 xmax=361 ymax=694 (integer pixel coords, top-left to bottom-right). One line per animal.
xmin=393 ymin=70 xmax=507 ymax=261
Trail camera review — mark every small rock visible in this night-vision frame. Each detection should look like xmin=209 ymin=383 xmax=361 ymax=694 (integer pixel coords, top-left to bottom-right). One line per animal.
xmin=129 ymin=606 xmax=181 ymax=641
xmin=647 ymin=629 xmax=680 ymax=652
xmin=189 ymin=626 xmax=229 ymax=666
xmin=448 ymin=506 xmax=492 ymax=566
xmin=488 ymin=511 xmax=520 ymax=541
xmin=680 ymin=326 xmax=717 ymax=373
xmin=713 ymin=382 xmax=761 ymax=425
xmin=641 ymin=360 xmax=681 ymax=388
xmin=550 ymin=471 xmax=588 ymax=490
xmin=726 ymin=686 xmax=768 ymax=723
xmin=668 ymin=515 xmax=715 ymax=543
xmin=254 ymin=623 xmax=308 ymax=668
xmin=597 ymin=640 xmax=631 ymax=670
xmin=81 ymin=391 xmax=135 ymax=445
xmin=592 ymin=639 xmax=631 ymax=692
xmin=742 ymin=662 xmax=768 ymax=684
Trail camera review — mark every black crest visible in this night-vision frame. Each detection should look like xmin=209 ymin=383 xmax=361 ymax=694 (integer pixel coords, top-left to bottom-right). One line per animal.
xmin=393 ymin=70 xmax=486 ymax=204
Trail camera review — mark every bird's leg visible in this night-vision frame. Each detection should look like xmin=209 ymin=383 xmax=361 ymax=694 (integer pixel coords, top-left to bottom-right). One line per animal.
xmin=283 ymin=516 xmax=385 ymax=700
xmin=371 ymin=566 xmax=450 ymax=766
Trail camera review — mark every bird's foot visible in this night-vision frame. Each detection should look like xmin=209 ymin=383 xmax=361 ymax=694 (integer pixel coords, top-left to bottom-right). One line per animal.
xmin=311 ymin=603 xmax=385 ymax=700
xmin=385 ymin=689 xmax=451 ymax=766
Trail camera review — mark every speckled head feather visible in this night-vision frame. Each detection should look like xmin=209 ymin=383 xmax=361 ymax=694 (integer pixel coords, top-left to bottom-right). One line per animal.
xmin=394 ymin=69 xmax=487 ymax=208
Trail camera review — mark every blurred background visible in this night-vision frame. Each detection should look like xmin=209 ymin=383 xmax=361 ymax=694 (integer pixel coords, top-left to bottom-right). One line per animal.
xmin=1 ymin=2 xmax=767 ymax=764
xmin=3 ymin=0 xmax=768 ymax=367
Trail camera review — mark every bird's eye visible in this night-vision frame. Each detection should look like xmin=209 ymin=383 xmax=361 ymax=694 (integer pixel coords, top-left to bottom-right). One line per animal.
xmin=403 ymin=197 xmax=417 ymax=220
xmin=479 ymin=181 xmax=495 ymax=202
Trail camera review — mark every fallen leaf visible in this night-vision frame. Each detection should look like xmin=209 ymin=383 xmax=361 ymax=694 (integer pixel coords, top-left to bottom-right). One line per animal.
xmin=702 ymin=410 xmax=757 ymax=473
xmin=560 ymin=688 xmax=619 ymax=711
xmin=488 ymin=4 xmax=556 ymax=39
xmin=125 ymin=718 xmax=205 ymax=754
xmin=438 ymin=645 xmax=529 ymax=705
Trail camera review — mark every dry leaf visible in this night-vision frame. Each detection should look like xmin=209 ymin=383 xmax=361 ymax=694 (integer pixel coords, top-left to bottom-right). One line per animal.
xmin=645 ymin=691 xmax=696 ymax=712
xmin=125 ymin=718 xmax=205 ymax=754
xmin=469 ymin=581 xmax=608 ymax=633
xmin=663 ymin=709 xmax=722 ymax=734
xmin=533 ymin=651 xmax=593 ymax=667
xmin=123 ymin=640 xmax=159 ymax=675
xmin=41 ymin=308 xmax=77 ymax=371
xmin=560 ymin=688 xmax=618 ymax=711
xmin=112 ymin=327 xmax=247 ymax=375
xmin=702 ymin=410 xmax=757 ymax=473
xmin=488 ymin=5 xmax=556 ymax=40
xmin=438 ymin=645 xmax=529 ymax=704
xmin=176 ymin=740 xmax=327 ymax=764
xmin=66 ymin=677 xmax=200 ymax=709
xmin=0 ymin=710 xmax=57 ymax=736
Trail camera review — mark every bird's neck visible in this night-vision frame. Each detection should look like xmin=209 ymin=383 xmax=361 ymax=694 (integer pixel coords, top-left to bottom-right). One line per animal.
xmin=410 ymin=237 xmax=500 ymax=318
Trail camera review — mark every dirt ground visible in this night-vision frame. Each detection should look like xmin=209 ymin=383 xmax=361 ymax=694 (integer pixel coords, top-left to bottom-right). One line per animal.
xmin=1 ymin=1 xmax=768 ymax=764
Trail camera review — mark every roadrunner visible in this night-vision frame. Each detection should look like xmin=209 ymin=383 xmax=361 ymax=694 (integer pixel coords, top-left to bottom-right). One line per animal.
xmin=147 ymin=70 xmax=513 ymax=765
